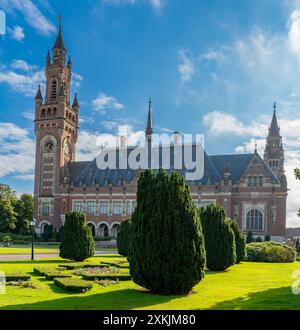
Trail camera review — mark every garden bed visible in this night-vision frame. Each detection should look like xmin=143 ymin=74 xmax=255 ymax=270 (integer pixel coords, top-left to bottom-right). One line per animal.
xmin=54 ymin=277 xmax=93 ymax=293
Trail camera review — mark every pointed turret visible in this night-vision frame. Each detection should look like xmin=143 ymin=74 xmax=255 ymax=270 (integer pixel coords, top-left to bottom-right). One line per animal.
xmin=72 ymin=93 xmax=79 ymax=109
xmin=223 ymin=160 xmax=231 ymax=180
xmin=46 ymin=50 xmax=51 ymax=66
xmin=145 ymin=97 xmax=153 ymax=139
xmin=53 ymin=17 xmax=65 ymax=51
xmin=268 ymin=102 xmax=280 ymax=138
xmin=67 ymin=56 xmax=72 ymax=67
xmin=35 ymin=85 xmax=43 ymax=101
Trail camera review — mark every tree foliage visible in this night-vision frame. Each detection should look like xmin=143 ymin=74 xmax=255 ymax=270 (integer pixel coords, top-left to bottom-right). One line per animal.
xmin=295 ymin=168 xmax=300 ymax=217
xmin=129 ymin=169 xmax=206 ymax=295
xmin=117 ymin=219 xmax=131 ymax=257
xmin=13 ymin=194 xmax=33 ymax=234
xmin=199 ymin=205 xmax=236 ymax=271
xmin=59 ymin=212 xmax=95 ymax=261
xmin=0 ymin=184 xmax=17 ymax=232
xmin=228 ymin=219 xmax=246 ymax=263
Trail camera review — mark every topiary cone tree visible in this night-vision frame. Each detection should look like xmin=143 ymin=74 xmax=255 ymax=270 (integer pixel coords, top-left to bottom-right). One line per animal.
xmin=128 ymin=169 xmax=206 ymax=295
xmin=117 ymin=219 xmax=132 ymax=257
xmin=59 ymin=212 xmax=95 ymax=261
xmin=228 ymin=219 xmax=246 ymax=263
xmin=199 ymin=205 xmax=236 ymax=271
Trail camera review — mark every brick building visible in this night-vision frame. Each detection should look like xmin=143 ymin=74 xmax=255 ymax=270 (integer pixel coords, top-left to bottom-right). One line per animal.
xmin=33 ymin=25 xmax=288 ymax=241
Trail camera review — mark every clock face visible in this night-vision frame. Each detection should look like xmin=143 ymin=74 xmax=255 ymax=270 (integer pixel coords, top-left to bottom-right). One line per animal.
xmin=44 ymin=139 xmax=54 ymax=152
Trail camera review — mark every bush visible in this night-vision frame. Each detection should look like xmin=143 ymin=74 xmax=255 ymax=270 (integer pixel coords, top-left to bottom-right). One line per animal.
xmin=247 ymin=242 xmax=296 ymax=263
xmin=100 ymin=261 xmax=129 ymax=269
xmin=59 ymin=263 xmax=103 ymax=270
xmin=200 ymin=205 xmax=236 ymax=271
xmin=42 ymin=270 xmax=72 ymax=280
xmin=33 ymin=267 xmax=66 ymax=276
xmin=129 ymin=169 xmax=206 ymax=295
xmin=264 ymin=235 xmax=271 ymax=242
xmin=59 ymin=212 xmax=95 ymax=261
xmin=6 ymin=281 xmax=40 ymax=289
xmin=54 ymin=277 xmax=93 ymax=293
xmin=82 ymin=273 xmax=131 ymax=281
xmin=246 ymin=231 xmax=254 ymax=243
xmin=5 ymin=273 xmax=30 ymax=282
xmin=256 ymin=237 xmax=263 ymax=242
xmin=2 ymin=235 xmax=12 ymax=247
xmin=117 ymin=219 xmax=131 ymax=257
xmin=228 ymin=219 xmax=246 ymax=263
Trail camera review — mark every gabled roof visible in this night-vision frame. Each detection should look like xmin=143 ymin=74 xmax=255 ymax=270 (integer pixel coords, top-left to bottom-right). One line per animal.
xmin=67 ymin=147 xmax=280 ymax=187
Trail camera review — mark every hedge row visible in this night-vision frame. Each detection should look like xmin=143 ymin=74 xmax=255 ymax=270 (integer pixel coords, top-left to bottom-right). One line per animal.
xmin=59 ymin=263 xmax=106 ymax=270
xmin=54 ymin=278 xmax=93 ymax=293
xmin=247 ymin=242 xmax=295 ymax=263
xmin=5 ymin=274 xmax=30 ymax=282
xmin=33 ymin=267 xmax=66 ymax=276
xmin=100 ymin=261 xmax=129 ymax=269
xmin=82 ymin=273 xmax=131 ymax=281
xmin=43 ymin=271 xmax=72 ymax=280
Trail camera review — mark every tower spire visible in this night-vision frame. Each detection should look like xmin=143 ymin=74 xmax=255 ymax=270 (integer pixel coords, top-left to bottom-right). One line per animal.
xmin=35 ymin=85 xmax=43 ymax=100
xmin=268 ymin=102 xmax=280 ymax=137
xmin=53 ymin=15 xmax=65 ymax=50
xmin=145 ymin=97 xmax=153 ymax=138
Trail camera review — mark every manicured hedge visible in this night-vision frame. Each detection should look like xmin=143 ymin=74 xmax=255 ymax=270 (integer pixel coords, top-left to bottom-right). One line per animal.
xmin=247 ymin=242 xmax=296 ymax=263
xmin=82 ymin=273 xmax=131 ymax=281
xmin=5 ymin=274 xmax=30 ymax=282
xmin=43 ymin=271 xmax=72 ymax=280
xmin=59 ymin=263 xmax=107 ymax=270
xmin=33 ymin=267 xmax=66 ymax=276
xmin=54 ymin=277 xmax=93 ymax=293
xmin=100 ymin=261 xmax=129 ymax=269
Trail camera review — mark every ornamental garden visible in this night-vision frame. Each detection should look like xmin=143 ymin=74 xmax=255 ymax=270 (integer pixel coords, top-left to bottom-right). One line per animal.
xmin=0 ymin=169 xmax=300 ymax=310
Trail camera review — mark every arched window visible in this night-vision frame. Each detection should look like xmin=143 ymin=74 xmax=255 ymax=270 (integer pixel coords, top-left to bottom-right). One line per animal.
xmin=47 ymin=108 xmax=52 ymax=116
xmin=246 ymin=209 xmax=263 ymax=231
xmin=99 ymin=224 xmax=109 ymax=238
xmin=111 ymin=224 xmax=120 ymax=238
xmin=50 ymin=79 xmax=57 ymax=99
xmin=253 ymin=176 xmax=258 ymax=186
xmin=53 ymin=108 xmax=57 ymax=117
xmin=259 ymin=176 xmax=263 ymax=186
xmin=41 ymin=109 xmax=45 ymax=118
xmin=247 ymin=176 xmax=251 ymax=186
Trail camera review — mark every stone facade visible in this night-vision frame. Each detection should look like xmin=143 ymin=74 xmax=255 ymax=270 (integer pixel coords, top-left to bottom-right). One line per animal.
xmin=33 ymin=26 xmax=288 ymax=242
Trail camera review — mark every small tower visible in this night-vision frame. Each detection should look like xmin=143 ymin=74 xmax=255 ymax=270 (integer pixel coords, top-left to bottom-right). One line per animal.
xmin=145 ymin=97 xmax=153 ymax=142
xmin=264 ymin=102 xmax=285 ymax=178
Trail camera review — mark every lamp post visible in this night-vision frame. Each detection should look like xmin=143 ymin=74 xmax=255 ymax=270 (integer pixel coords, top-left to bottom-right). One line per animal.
xmin=31 ymin=219 xmax=37 ymax=261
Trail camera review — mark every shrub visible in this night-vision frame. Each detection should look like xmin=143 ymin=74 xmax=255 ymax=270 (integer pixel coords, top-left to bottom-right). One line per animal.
xmin=200 ymin=205 xmax=236 ymax=271
xmin=2 ymin=235 xmax=12 ymax=247
xmin=129 ymin=169 xmax=206 ymax=295
xmin=42 ymin=270 xmax=72 ymax=280
xmin=59 ymin=263 xmax=102 ymax=270
xmin=295 ymin=239 xmax=300 ymax=256
xmin=5 ymin=273 xmax=30 ymax=282
xmin=264 ymin=235 xmax=271 ymax=242
xmin=6 ymin=281 xmax=40 ymax=289
xmin=247 ymin=242 xmax=296 ymax=263
xmin=82 ymin=273 xmax=131 ymax=281
xmin=59 ymin=212 xmax=95 ymax=261
xmin=256 ymin=237 xmax=263 ymax=242
xmin=117 ymin=219 xmax=131 ymax=257
xmin=54 ymin=277 xmax=92 ymax=293
xmin=100 ymin=261 xmax=129 ymax=269
xmin=33 ymin=267 xmax=66 ymax=276
xmin=228 ymin=219 xmax=246 ymax=263
xmin=246 ymin=231 xmax=254 ymax=243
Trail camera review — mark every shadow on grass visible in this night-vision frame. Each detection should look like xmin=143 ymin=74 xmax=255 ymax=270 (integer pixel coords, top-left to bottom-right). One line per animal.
xmin=1 ymin=288 xmax=176 ymax=310
xmin=207 ymin=286 xmax=300 ymax=310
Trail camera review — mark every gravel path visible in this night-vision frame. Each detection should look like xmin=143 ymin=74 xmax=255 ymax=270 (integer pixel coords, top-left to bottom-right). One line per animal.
xmin=0 ymin=250 xmax=118 ymax=261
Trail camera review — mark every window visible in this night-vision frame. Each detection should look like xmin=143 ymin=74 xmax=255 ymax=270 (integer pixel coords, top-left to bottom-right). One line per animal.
xmin=86 ymin=201 xmax=96 ymax=215
xmin=50 ymin=79 xmax=57 ymax=99
xmin=126 ymin=201 xmax=133 ymax=214
xmin=74 ymin=201 xmax=84 ymax=213
xmin=246 ymin=209 xmax=263 ymax=231
xmin=41 ymin=203 xmax=50 ymax=216
xmin=113 ymin=201 xmax=123 ymax=215
xmin=259 ymin=176 xmax=263 ymax=186
xmin=99 ymin=201 xmax=109 ymax=215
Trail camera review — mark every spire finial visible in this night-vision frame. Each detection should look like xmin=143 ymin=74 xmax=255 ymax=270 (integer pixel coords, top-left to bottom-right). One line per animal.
xmin=255 ymin=141 xmax=258 ymax=153
xmin=273 ymin=101 xmax=276 ymax=112
xmin=145 ymin=97 xmax=153 ymax=138
xmin=58 ymin=14 xmax=62 ymax=31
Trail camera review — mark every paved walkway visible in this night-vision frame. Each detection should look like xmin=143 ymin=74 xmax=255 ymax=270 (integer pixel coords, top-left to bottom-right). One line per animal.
xmin=0 ymin=250 xmax=118 ymax=261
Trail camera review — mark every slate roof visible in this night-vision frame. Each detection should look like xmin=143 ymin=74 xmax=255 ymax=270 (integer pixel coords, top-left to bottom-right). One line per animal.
xmin=67 ymin=146 xmax=280 ymax=187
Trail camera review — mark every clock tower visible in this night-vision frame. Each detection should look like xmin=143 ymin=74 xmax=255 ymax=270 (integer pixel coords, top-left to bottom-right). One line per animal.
xmin=33 ymin=20 xmax=79 ymax=230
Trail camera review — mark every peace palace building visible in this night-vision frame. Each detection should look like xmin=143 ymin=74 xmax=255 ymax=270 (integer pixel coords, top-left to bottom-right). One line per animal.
xmin=33 ymin=25 xmax=288 ymax=241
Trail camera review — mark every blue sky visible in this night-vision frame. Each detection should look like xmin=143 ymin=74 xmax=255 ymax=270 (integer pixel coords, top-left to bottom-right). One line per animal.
xmin=0 ymin=0 xmax=300 ymax=226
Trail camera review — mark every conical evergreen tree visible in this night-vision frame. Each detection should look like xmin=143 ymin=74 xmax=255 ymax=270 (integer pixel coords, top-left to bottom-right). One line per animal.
xmin=117 ymin=219 xmax=131 ymax=257
xmin=129 ymin=169 xmax=206 ymax=295
xmin=228 ymin=219 xmax=246 ymax=263
xmin=59 ymin=212 xmax=95 ymax=261
xmin=199 ymin=205 xmax=236 ymax=271
xmin=246 ymin=231 xmax=254 ymax=243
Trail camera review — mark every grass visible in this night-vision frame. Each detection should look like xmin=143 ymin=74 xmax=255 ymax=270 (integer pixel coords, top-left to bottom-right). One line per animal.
xmin=0 ymin=255 xmax=300 ymax=310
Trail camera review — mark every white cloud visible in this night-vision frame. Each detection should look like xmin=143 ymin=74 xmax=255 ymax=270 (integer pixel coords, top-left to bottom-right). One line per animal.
xmin=0 ymin=0 xmax=55 ymax=36
xmin=92 ymin=93 xmax=124 ymax=113
xmin=0 ymin=123 xmax=35 ymax=179
xmin=103 ymin=0 xmax=164 ymax=10
xmin=11 ymin=59 xmax=37 ymax=71
xmin=72 ymin=73 xmax=83 ymax=88
xmin=203 ymin=111 xmax=267 ymax=137
xmin=288 ymin=10 xmax=300 ymax=56
xmin=178 ymin=49 xmax=195 ymax=83
xmin=200 ymin=50 xmax=226 ymax=62
xmin=79 ymin=116 xmax=94 ymax=124
xmin=9 ymin=25 xmax=25 ymax=41
xmin=22 ymin=111 xmax=34 ymax=121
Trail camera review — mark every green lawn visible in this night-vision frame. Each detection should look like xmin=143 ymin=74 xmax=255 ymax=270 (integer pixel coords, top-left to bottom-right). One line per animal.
xmin=0 ymin=255 xmax=300 ymax=310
